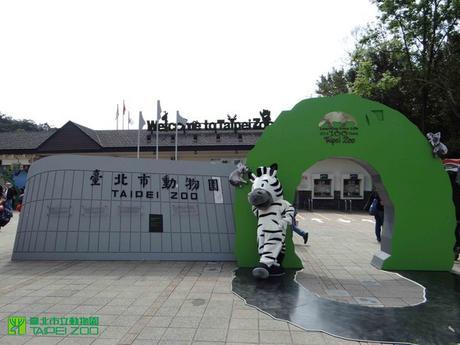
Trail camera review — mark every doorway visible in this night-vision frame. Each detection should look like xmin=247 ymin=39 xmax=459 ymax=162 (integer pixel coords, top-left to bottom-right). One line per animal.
xmin=294 ymin=157 xmax=394 ymax=269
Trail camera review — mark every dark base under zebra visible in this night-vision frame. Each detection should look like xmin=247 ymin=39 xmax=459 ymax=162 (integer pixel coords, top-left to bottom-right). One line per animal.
xmin=232 ymin=268 xmax=460 ymax=345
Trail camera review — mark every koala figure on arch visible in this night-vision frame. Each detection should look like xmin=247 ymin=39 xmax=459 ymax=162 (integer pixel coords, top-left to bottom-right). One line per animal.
xmin=426 ymin=132 xmax=448 ymax=157
xmin=247 ymin=163 xmax=295 ymax=279
xmin=229 ymin=162 xmax=250 ymax=188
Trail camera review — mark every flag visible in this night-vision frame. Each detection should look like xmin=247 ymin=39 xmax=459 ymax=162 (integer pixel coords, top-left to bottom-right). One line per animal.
xmin=157 ymin=100 xmax=162 ymax=121
xmin=128 ymin=111 xmax=133 ymax=125
xmin=115 ymin=104 xmax=119 ymax=120
xmin=138 ymin=111 xmax=146 ymax=130
xmin=176 ymin=111 xmax=188 ymax=125
xmin=137 ymin=111 xmax=145 ymax=159
xmin=123 ymin=100 xmax=126 ymax=115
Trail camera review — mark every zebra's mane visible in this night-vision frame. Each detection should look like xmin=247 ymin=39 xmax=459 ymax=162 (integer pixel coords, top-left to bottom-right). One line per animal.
xmin=250 ymin=163 xmax=278 ymax=180
xmin=249 ymin=163 xmax=284 ymax=198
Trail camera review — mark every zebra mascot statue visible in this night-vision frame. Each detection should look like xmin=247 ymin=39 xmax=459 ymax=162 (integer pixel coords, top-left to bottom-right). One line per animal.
xmin=248 ymin=163 xmax=295 ymax=279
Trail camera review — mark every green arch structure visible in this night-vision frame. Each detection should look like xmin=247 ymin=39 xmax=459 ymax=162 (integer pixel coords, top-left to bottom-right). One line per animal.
xmin=234 ymin=94 xmax=455 ymax=271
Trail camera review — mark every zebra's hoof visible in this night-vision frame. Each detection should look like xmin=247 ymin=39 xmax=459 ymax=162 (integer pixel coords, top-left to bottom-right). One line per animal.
xmin=252 ymin=264 xmax=269 ymax=279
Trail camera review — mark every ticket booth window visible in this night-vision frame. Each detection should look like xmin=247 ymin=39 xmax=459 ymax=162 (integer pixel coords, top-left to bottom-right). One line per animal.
xmin=341 ymin=174 xmax=364 ymax=199
xmin=313 ymin=174 xmax=334 ymax=199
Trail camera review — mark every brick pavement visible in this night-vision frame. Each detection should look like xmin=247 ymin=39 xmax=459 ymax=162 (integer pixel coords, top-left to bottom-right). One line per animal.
xmin=0 ymin=211 xmax=457 ymax=344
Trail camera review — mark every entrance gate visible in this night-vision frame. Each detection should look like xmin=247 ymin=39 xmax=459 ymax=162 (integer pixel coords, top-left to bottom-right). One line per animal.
xmin=234 ymin=94 xmax=455 ymax=271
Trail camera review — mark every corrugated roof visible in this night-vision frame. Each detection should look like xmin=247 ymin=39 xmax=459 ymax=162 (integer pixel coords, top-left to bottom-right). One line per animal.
xmin=0 ymin=130 xmax=56 ymax=150
xmin=0 ymin=122 xmax=262 ymax=152
xmin=96 ymin=129 xmax=261 ymax=147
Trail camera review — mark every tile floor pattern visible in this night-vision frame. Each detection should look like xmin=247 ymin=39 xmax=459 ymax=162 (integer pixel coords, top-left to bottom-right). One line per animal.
xmin=0 ymin=211 xmax=457 ymax=345
xmin=294 ymin=212 xmax=427 ymax=307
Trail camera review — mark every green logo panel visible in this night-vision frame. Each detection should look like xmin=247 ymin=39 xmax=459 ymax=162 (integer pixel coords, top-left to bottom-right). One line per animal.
xmin=8 ymin=316 xmax=26 ymax=335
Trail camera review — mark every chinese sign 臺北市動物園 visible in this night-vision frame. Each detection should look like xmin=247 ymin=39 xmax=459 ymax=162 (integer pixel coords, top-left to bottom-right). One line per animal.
xmin=90 ymin=170 xmax=221 ymax=202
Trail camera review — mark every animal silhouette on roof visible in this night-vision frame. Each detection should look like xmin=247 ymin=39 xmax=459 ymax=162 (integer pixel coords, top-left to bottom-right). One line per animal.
xmin=259 ymin=109 xmax=272 ymax=126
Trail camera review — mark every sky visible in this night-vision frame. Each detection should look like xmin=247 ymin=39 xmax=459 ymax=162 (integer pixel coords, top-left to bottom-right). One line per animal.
xmin=0 ymin=0 xmax=378 ymax=130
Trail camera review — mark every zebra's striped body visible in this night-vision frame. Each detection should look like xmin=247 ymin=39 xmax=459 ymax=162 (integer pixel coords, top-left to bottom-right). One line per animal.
xmin=248 ymin=164 xmax=295 ymax=268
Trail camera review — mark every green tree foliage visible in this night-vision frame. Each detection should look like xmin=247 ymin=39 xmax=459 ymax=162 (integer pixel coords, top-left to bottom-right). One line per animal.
xmin=0 ymin=112 xmax=53 ymax=132
xmin=316 ymin=68 xmax=350 ymax=96
xmin=316 ymin=0 xmax=460 ymax=154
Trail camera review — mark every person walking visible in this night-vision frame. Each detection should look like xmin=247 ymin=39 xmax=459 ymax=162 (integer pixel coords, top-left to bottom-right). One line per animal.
xmin=447 ymin=169 xmax=460 ymax=260
xmin=16 ymin=187 xmax=25 ymax=212
xmin=3 ymin=182 xmax=16 ymax=211
xmin=292 ymin=209 xmax=309 ymax=244
xmin=367 ymin=191 xmax=384 ymax=242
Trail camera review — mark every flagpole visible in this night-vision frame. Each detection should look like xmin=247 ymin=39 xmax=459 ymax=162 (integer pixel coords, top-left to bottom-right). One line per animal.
xmin=156 ymin=118 xmax=159 ymax=160
xmin=137 ymin=111 xmax=142 ymax=159
xmin=128 ymin=111 xmax=130 ymax=130
xmin=175 ymin=110 xmax=178 ymax=161
xmin=156 ymin=100 xmax=160 ymax=160
xmin=116 ymin=104 xmax=119 ymax=130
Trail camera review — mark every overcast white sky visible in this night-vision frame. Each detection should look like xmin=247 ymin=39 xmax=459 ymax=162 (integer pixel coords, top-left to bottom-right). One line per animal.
xmin=0 ymin=0 xmax=377 ymax=130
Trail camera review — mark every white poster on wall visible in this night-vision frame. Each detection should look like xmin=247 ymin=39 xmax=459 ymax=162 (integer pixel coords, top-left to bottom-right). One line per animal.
xmin=212 ymin=176 xmax=223 ymax=204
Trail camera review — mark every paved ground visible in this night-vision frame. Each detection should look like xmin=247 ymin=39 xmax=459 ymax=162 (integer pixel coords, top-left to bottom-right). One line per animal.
xmin=0 ymin=211 xmax=458 ymax=345
xmin=295 ymin=212 xmax=426 ymax=307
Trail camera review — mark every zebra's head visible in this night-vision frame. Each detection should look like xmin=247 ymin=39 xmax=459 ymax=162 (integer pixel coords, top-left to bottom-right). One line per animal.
xmin=248 ymin=163 xmax=283 ymax=209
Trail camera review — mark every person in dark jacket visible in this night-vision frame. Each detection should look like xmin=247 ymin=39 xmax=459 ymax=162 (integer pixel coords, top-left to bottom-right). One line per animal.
xmin=366 ymin=190 xmax=384 ymax=242
xmin=447 ymin=170 xmax=460 ymax=260
xmin=3 ymin=182 xmax=16 ymax=211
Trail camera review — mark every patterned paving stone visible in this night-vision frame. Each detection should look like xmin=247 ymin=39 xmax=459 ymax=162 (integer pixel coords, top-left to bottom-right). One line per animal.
xmin=0 ymin=212 xmax=456 ymax=345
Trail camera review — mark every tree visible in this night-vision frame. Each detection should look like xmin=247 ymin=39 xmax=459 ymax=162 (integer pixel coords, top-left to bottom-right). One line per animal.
xmin=0 ymin=112 xmax=54 ymax=132
xmin=374 ymin=0 xmax=460 ymax=132
xmin=315 ymin=69 xmax=350 ymax=96
xmin=316 ymin=0 xmax=460 ymax=154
